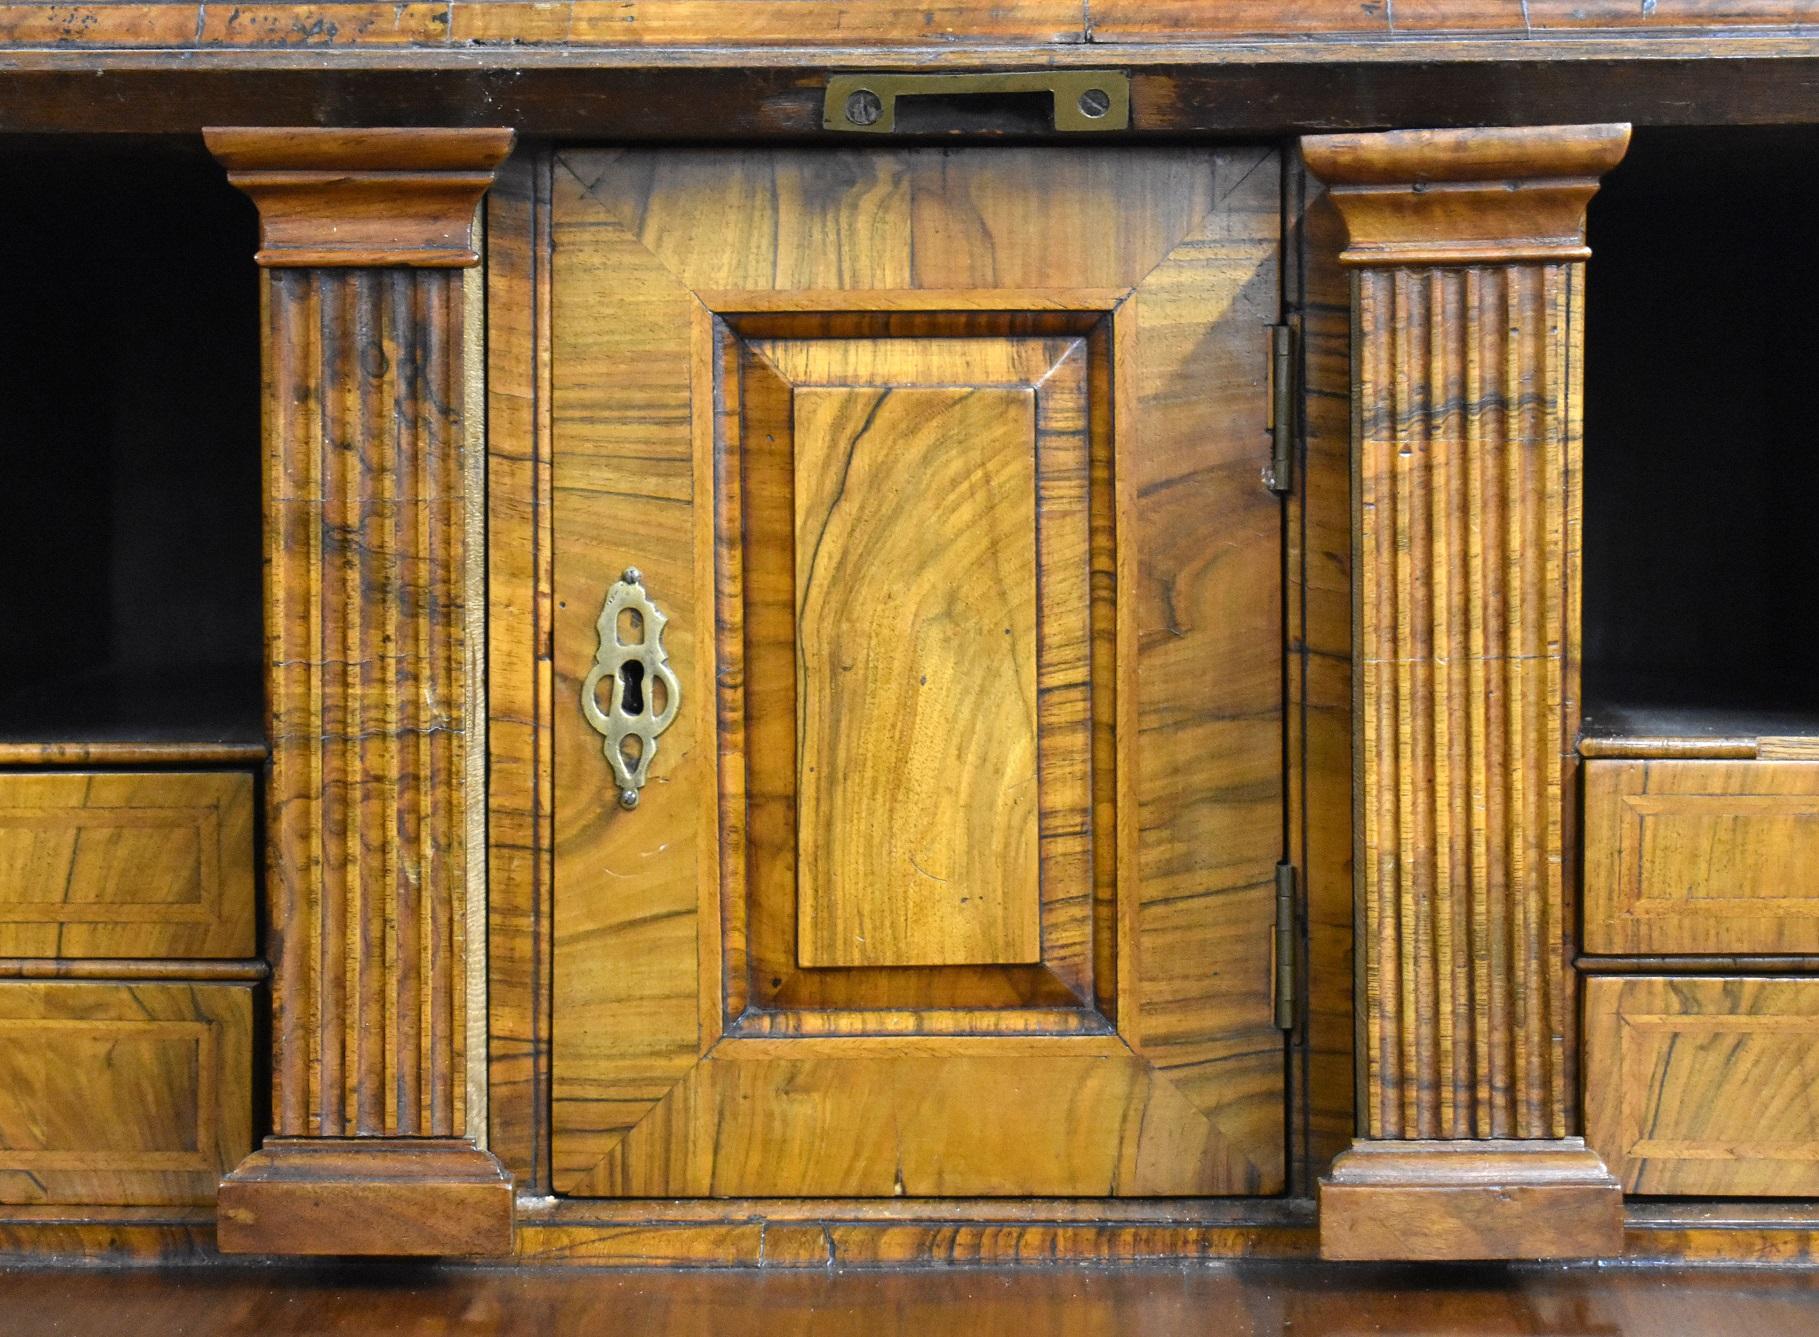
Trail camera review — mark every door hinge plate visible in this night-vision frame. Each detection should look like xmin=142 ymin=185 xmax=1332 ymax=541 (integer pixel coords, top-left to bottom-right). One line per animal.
xmin=1265 ymin=322 xmax=1296 ymax=495
xmin=1274 ymin=861 xmax=1297 ymax=1031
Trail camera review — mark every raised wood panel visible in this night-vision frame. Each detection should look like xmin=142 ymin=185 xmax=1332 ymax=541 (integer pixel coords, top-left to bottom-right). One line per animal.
xmin=0 ymin=772 xmax=252 ymax=959
xmin=1584 ymin=760 xmax=1819 ymax=955
xmin=0 ymin=982 xmax=251 ymax=1206
xmin=550 ymin=146 xmax=1284 ymax=1199
xmin=1585 ymin=976 xmax=1819 ymax=1196
xmin=792 ymin=385 xmax=1040 ymax=969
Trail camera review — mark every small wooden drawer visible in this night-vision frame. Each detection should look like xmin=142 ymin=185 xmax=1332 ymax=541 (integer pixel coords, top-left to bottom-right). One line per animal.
xmin=0 ymin=981 xmax=252 ymax=1205
xmin=1586 ymin=976 xmax=1819 ymax=1196
xmin=1583 ymin=759 xmax=1819 ymax=955
xmin=0 ymin=772 xmax=254 ymax=958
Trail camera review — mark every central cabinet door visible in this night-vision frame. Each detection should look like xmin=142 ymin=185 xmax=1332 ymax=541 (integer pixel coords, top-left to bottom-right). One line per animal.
xmin=550 ymin=147 xmax=1285 ymax=1197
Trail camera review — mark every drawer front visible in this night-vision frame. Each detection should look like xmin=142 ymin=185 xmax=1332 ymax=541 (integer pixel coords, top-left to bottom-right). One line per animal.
xmin=0 ymin=772 xmax=254 ymax=958
xmin=1583 ymin=759 xmax=1819 ymax=955
xmin=0 ymin=981 xmax=252 ymax=1205
xmin=1585 ymin=976 xmax=1819 ymax=1196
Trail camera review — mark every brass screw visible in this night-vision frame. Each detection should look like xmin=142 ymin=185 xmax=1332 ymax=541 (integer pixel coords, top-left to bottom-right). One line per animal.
xmin=1078 ymin=88 xmax=1111 ymax=119
xmin=845 ymin=89 xmax=884 ymax=126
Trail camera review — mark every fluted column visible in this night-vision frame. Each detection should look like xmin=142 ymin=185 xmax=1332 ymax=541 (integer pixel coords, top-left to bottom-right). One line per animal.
xmin=205 ymin=128 xmax=515 ymax=1256
xmin=1302 ymin=124 xmax=1630 ymax=1261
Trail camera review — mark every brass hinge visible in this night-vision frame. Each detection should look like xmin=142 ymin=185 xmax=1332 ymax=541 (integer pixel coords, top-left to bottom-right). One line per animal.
xmin=1264 ymin=323 xmax=1296 ymax=495
xmin=1273 ymin=861 xmax=1297 ymax=1031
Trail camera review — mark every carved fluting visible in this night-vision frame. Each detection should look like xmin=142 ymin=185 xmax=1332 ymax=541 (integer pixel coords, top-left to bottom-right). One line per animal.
xmin=1355 ymin=260 xmax=1576 ymax=1141
xmin=1302 ymin=125 xmax=1628 ymax=1263
xmin=208 ymin=127 xmax=515 ymax=1257
xmin=266 ymin=265 xmax=471 ymax=1139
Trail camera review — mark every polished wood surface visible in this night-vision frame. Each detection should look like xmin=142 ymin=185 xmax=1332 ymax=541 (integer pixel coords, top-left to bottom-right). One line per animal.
xmin=1284 ymin=157 xmax=1356 ymax=1193
xmin=1303 ymin=123 xmax=1629 ymax=1260
xmin=206 ymin=127 xmax=514 ymax=267
xmin=730 ymin=323 xmax=1103 ymax=1027
xmin=5 ymin=1261 xmax=1819 ymax=1336
xmin=1320 ymin=1139 xmax=1622 ymax=1262
xmin=0 ymin=772 xmax=253 ymax=959
xmin=791 ymin=384 xmax=1039 ymax=969
xmin=484 ymin=153 xmax=557 ymax=1199
xmin=1584 ymin=760 xmax=1819 ymax=955
xmin=217 ymin=1138 xmax=513 ymax=1256
xmin=0 ymin=981 xmax=251 ymax=1206
xmin=206 ymin=127 xmax=512 ymax=1256
xmin=545 ymin=145 xmax=1284 ymax=1203
xmin=4 ymin=1 xmax=1817 ymax=49
xmin=1586 ymin=975 xmax=1819 ymax=1196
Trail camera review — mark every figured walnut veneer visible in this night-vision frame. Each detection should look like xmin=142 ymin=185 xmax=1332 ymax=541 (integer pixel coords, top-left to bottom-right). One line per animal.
xmin=206 ymin=127 xmax=515 ymax=1257
xmin=1302 ymin=122 xmax=1630 ymax=1261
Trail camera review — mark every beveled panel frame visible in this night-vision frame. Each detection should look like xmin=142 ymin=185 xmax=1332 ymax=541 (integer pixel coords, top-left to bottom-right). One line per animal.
xmin=713 ymin=304 xmax=1119 ymax=1035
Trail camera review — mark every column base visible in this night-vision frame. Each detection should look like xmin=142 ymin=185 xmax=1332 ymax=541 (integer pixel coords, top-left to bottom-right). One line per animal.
xmin=217 ymin=1138 xmax=514 ymax=1257
xmin=1319 ymin=1138 xmax=1623 ymax=1261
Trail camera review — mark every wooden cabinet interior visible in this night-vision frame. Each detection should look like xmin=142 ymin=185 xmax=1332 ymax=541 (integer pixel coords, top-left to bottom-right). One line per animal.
xmin=0 ymin=140 xmax=262 ymax=755
xmin=1581 ymin=128 xmax=1819 ymax=745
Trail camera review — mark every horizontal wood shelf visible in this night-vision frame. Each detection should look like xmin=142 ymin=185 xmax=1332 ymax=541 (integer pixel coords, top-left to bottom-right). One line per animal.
xmin=0 ymin=959 xmax=268 ymax=982
xmin=0 ymin=741 xmax=266 ymax=768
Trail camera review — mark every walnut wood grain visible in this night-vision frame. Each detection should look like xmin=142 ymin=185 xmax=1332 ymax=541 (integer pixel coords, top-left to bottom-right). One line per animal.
xmin=1303 ymin=123 xmax=1629 ymax=1261
xmin=1319 ymin=1139 xmax=1623 ymax=1261
xmin=0 ymin=982 xmax=252 ymax=1207
xmin=207 ymin=126 xmax=513 ymax=1257
xmin=0 ymin=742 xmax=267 ymax=767
xmin=1284 ymin=155 xmax=1356 ymax=1194
xmin=0 ymin=772 xmax=253 ymax=959
xmin=4 ymin=2 xmax=1818 ymax=50
xmin=216 ymin=1138 xmax=513 ymax=1256
xmin=547 ymin=146 xmax=1284 ymax=1200
xmin=1585 ymin=976 xmax=1819 ymax=1197
xmin=1585 ymin=761 xmax=1819 ymax=955
xmin=484 ymin=152 xmax=556 ymax=1198
xmin=1300 ymin=123 xmax=1632 ymax=265
xmin=731 ymin=325 xmax=1101 ymax=1019
xmin=207 ymin=127 xmax=513 ymax=266
xmin=792 ymin=386 xmax=1040 ymax=969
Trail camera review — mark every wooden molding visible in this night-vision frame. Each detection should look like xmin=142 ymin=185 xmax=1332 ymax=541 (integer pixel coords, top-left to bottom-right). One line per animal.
xmin=1300 ymin=124 xmax=1628 ymax=1261
xmin=209 ymin=127 xmax=512 ymax=1256
xmin=204 ymin=127 xmax=514 ymax=267
xmin=1320 ymin=1140 xmax=1622 ymax=1261
xmin=217 ymin=1139 xmax=512 ymax=1257
xmin=1301 ymin=123 xmax=1630 ymax=265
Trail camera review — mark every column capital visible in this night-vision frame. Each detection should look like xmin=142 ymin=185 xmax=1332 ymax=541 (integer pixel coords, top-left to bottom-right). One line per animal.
xmin=205 ymin=127 xmax=515 ymax=268
xmin=1300 ymin=123 xmax=1630 ymax=266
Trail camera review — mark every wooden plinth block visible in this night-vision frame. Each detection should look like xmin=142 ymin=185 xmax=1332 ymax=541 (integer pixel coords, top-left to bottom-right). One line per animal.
xmin=1319 ymin=1140 xmax=1622 ymax=1261
xmin=217 ymin=1138 xmax=513 ymax=1257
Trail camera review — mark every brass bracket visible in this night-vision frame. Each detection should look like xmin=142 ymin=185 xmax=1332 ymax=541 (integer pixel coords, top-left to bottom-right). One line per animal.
xmin=581 ymin=567 xmax=681 ymax=810
xmin=824 ymin=71 xmax=1131 ymax=134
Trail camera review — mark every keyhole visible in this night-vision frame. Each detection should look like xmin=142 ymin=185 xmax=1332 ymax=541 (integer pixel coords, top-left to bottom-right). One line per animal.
xmin=619 ymin=659 xmax=646 ymax=715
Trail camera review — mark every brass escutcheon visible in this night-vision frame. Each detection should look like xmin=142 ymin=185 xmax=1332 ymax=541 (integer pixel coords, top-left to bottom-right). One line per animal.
xmin=581 ymin=567 xmax=681 ymax=810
